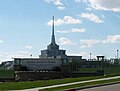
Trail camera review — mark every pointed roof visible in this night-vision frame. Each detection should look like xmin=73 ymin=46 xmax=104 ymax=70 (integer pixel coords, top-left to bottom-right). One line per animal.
xmin=47 ymin=16 xmax=59 ymax=50
xmin=51 ymin=16 xmax=56 ymax=44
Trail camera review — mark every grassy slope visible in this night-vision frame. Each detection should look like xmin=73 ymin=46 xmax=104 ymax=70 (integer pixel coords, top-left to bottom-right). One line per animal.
xmin=0 ymin=74 xmax=119 ymax=90
xmin=79 ymin=67 xmax=120 ymax=74
xmin=0 ymin=76 xmax=101 ymax=90
xmin=0 ymin=70 xmax=14 ymax=78
xmin=42 ymin=78 xmax=120 ymax=91
xmin=0 ymin=67 xmax=120 ymax=90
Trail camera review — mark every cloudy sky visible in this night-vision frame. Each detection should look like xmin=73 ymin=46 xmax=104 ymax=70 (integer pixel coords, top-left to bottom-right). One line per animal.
xmin=0 ymin=0 xmax=120 ymax=63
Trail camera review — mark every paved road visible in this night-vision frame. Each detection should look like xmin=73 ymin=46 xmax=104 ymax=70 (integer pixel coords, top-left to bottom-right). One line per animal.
xmin=79 ymin=83 xmax=120 ymax=91
xmin=14 ymin=76 xmax=120 ymax=91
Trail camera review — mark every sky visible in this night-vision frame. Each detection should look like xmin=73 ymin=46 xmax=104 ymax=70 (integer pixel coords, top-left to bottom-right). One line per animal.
xmin=0 ymin=0 xmax=120 ymax=63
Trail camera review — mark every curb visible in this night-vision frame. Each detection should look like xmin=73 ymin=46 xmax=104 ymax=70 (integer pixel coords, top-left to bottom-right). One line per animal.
xmin=62 ymin=81 xmax=120 ymax=91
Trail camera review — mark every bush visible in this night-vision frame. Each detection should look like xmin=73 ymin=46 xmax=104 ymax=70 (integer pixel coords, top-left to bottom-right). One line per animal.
xmin=20 ymin=66 xmax=28 ymax=71
xmin=52 ymin=66 xmax=61 ymax=71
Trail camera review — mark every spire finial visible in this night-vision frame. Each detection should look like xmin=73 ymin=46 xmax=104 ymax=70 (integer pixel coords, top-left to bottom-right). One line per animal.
xmin=52 ymin=16 xmax=54 ymax=37
xmin=51 ymin=16 xmax=56 ymax=44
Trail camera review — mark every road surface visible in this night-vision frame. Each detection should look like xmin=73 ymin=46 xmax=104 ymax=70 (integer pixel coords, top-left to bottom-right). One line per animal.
xmin=79 ymin=83 xmax=120 ymax=91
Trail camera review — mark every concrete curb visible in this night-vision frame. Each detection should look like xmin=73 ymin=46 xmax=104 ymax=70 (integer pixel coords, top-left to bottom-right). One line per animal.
xmin=62 ymin=81 xmax=120 ymax=91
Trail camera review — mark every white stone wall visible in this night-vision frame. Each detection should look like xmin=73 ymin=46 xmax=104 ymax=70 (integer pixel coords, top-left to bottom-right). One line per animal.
xmin=21 ymin=59 xmax=62 ymax=71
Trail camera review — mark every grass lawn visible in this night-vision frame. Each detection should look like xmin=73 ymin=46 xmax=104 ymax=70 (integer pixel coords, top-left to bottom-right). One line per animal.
xmin=41 ymin=78 xmax=120 ymax=91
xmin=0 ymin=74 xmax=119 ymax=90
xmin=0 ymin=70 xmax=14 ymax=78
xmin=79 ymin=67 xmax=120 ymax=74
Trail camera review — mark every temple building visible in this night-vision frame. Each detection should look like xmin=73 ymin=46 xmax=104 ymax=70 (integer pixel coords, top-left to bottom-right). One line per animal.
xmin=14 ymin=17 xmax=83 ymax=71
xmin=40 ymin=17 xmax=67 ymax=58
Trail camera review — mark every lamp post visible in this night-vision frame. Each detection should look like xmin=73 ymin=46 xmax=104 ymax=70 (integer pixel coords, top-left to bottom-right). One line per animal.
xmin=117 ymin=50 xmax=119 ymax=59
xmin=30 ymin=54 xmax=32 ymax=58
xmin=90 ymin=53 xmax=92 ymax=61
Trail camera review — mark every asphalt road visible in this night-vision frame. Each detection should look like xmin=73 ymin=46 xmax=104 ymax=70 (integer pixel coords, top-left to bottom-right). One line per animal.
xmin=79 ymin=83 xmax=120 ymax=91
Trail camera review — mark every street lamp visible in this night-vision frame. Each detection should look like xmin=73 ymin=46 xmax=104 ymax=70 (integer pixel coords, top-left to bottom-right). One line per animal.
xmin=90 ymin=53 xmax=92 ymax=61
xmin=30 ymin=54 xmax=32 ymax=58
xmin=117 ymin=50 xmax=119 ymax=59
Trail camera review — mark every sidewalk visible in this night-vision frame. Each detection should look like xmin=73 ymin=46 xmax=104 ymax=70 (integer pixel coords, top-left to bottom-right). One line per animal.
xmin=14 ymin=76 xmax=120 ymax=91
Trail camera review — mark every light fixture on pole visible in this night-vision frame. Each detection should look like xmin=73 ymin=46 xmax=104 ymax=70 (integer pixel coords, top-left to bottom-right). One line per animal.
xmin=30 ymin=54 xmax=32 ymax=58
xmin=117 ymin=50 xmax=119 ymax=59
xmin=90 ymin=53 xmax=92 ymax=61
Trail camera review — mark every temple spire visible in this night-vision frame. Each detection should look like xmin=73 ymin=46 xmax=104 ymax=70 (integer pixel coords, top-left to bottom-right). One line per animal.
xmin=51 ymin=16 xmax=56 ymax=44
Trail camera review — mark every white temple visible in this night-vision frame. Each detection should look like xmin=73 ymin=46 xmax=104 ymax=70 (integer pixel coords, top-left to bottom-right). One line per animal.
xmin=14 ymin=17 xmax=82 ymax=71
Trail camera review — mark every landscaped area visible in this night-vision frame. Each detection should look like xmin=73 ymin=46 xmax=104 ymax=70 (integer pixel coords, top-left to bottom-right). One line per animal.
xmin=0 ymin=68 xmax=120 ymax=90
xmin=0 ymin=70 xmax=14 ymax=78
xmin=0 ymin=74 xmax=120 ymax=90
xmin=79 ymin=67 xmax=120 ymax=74
xmin=41 ymin=77 xmax=120 ymax=91
xmin=0 ymin=67 xmax=120 ymax=79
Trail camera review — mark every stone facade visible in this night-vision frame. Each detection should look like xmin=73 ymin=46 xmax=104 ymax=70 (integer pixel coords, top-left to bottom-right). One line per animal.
xmin=14 ymin=58 xmax=66 ymax=71
xmin=14 ymin=17 xmax=82 ymax=71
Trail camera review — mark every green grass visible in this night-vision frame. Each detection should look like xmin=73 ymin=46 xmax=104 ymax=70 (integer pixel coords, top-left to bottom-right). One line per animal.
xmin=41 ymin=77 xmax=120 ymax=91
xmin=79 ymin=67 xmax=120 ymax=74
xmin=0 ymin=74 xmax=120 ymax=90
xmin=0 ymin=76 xmax=101 ymax=90
xmin=0 ymin=70 xmax=14 ymax=78
xmin=103 ymin=67 xmax=120 ymax=74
